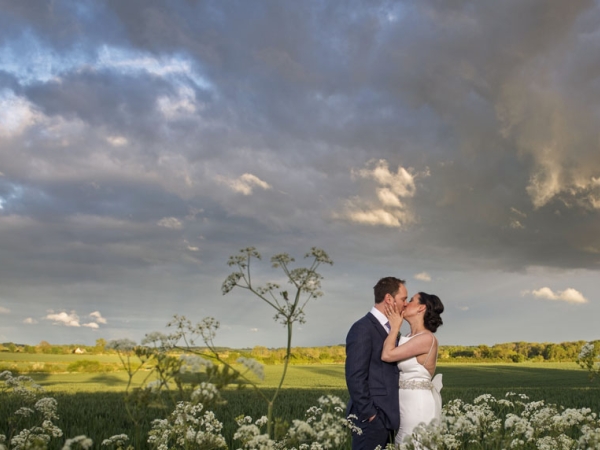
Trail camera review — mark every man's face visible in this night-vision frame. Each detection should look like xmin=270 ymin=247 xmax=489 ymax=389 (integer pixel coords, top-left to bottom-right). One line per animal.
xmin=389 ymin=284 xmax=408 ymax=312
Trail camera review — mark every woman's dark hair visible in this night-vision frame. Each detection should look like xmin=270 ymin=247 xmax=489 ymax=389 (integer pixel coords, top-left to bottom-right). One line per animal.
xmin=418 ymin=292 xmax=444 ymax=332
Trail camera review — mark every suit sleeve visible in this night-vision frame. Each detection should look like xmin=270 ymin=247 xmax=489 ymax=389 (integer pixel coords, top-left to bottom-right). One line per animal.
xmin=345 ymin=320 xmax=377 ymax=422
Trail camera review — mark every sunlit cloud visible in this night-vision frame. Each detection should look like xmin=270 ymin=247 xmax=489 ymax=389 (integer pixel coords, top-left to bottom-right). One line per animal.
xmin=23 ymin=318 xmax=38 ymax=324
xmin=250 ymin=328 xmax=259 ymax=332
xmin=97 ymin=45 xmax=213 ymax=90
xmin=354 ymin=159 xmax=417 ymax=198
xmin=45 ymin=311 xmax=81 ymax=327
xmin=0 ymin=91 xmax=40 ymax=138
xmin=83 ymin=322 xmax=99 ymax=329
xmin=509 ymin=219 xmax=525 ymax=230
xmin=157 ymin=217 xmax=183 ymax=229
xmin=336 ymin=159 xmax=427 ymax=228
xmin=342 ymin=205 xmax=409 ymax=227
xmin=0 ymin=306 xmax=10 ymax=314
xmin=523 ymin=287 xmax=588 ymax=304
xmin=216 ymin=173 xmax=272 ymax=195
xmin=157 ymin=86 xmax=197 ymax=119
xmin=414 ymin=272 xmax=432 ymax=282
xmin=89 ymin=311 xmax=107 ymax=324
xmin=106 ymin=135 xmax=128 ymax=147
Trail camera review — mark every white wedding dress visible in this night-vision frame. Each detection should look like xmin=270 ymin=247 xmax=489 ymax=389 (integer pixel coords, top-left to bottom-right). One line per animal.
xmin=395 ymin=333 xmax=443 ymax=445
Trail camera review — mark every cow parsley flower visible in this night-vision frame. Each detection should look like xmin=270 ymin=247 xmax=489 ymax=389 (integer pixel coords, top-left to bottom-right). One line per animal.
xmin=237 ymin=357 xmax=265 ymax=380
xmin=62 ymin=435 xmax=93 ymax=449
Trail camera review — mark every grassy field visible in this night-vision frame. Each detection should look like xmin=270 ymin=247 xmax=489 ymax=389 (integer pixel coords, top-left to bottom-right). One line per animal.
xmin=2 ymin=360 xmax=599 ymax=449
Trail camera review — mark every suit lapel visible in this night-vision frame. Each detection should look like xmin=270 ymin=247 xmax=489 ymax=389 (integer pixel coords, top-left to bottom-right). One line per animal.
xmin=366 ymin=312 xmax=389 ymax=340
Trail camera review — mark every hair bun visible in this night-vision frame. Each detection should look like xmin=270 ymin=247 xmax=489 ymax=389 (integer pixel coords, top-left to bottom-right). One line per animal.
xmin=419 ymin=292 xmax=444 ymax=333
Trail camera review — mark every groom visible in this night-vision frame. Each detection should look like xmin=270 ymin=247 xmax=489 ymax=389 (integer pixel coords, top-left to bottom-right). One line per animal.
xmin=345 ymin=277 xmax=407 ymax=450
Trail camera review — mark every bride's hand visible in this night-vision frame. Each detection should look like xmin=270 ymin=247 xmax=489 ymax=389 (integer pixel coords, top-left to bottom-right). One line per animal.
xmin=384 ymin=302 xmax=403 ymax=329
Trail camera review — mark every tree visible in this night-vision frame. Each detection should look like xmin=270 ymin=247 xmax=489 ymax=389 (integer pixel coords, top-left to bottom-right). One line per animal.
xmin=95 ymin=338 xmax=107 ymax=353
xmin=222 ymin=246 xmax=333 ymax=438
xmin=37 ymin=341 xmax=52 ymax=354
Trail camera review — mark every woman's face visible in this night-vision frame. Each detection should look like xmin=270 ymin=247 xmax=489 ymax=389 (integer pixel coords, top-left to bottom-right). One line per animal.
xmin=404 ymin=293 xmax=424 ymax=317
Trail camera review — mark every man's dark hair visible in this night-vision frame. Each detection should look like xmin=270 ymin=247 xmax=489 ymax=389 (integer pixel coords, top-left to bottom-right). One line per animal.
xmin=373 ymin=277 xmax=405 ymax=304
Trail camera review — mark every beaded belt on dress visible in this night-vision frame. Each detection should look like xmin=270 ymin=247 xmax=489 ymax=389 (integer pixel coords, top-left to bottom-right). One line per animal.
xmin=399 ymin=380 xmax=434 ymax=390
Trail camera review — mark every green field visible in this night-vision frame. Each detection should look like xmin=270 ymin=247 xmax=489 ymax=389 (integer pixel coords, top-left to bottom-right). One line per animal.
xmin=2 ymin=360 xmax=599 ymax=449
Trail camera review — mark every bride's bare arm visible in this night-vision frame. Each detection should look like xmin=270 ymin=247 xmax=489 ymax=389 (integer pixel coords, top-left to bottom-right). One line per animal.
xmin=382 ymin=329 xmax=435 ymax=362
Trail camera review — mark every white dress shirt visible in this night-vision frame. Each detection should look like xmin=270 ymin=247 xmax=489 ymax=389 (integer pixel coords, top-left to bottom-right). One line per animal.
xmin=370 ymin=306 xmax=389 ymax=333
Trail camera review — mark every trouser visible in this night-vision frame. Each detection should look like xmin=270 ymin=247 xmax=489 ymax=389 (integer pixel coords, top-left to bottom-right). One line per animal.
xmin=351 ymin=413 xmax=395 ymax=450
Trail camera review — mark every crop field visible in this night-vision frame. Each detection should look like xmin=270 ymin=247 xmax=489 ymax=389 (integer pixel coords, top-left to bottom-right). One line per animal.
xmin=2 ymin=360 xmax=599 ymax=449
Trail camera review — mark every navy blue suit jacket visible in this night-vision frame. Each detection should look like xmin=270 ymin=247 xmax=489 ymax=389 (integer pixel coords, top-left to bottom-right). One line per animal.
xmin=345 ymin=312 xmax=400 ymax=430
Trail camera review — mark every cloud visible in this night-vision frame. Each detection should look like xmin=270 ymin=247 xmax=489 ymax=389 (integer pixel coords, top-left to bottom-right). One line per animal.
xmin=414 ymin=272 xmax=431 ymax=282
xmin=509 ymin=219 xmax=525 ymax=230
xmin=157 ymin=217 xmax=183 ymax=230
xmin=106 ymin=135 xmax=128 ymax=147
xmin=1 ymin=0 xmax=600 ymax=350
xmin=45 ymin=311 xmax=81 ymax=327
xmin=23 ymin=318 xmax=38 ymax=324
xmin=354 ymin=160 xmax=417 ymax=198
xmin=89 ymin=311 xmax=107 ymax=324
xmin=0 ymin=306 xmax=9 ymax=314
xmin=0 ymin=92 xmax=40 ymax=138
xmin=340 ymin=204 xmax=410 ymax=227
xmin=250 ymin=328 xmax=259 ymax=332
xmin=336 ymin=159 xmax=425 ymax=228
xmin=83 ymin=322 xmax=99 ymax=329
xmin=523 ymin=287 xmax=588 ymax=304
xmin=216 ymin=173 xmax=272 ymax=195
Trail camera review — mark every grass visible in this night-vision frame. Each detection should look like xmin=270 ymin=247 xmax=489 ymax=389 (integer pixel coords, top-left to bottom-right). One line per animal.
xmin=2 ymin=361 xmax=599 ymax=449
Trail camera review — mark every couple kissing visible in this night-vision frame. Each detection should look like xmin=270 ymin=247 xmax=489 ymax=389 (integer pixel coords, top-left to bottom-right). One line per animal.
xmin=345 ymin=277 xmax=444 ymax=449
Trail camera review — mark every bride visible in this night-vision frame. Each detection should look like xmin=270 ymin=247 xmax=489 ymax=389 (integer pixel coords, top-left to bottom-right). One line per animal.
xmin=381 ymin=292 xmax=444 ymax=445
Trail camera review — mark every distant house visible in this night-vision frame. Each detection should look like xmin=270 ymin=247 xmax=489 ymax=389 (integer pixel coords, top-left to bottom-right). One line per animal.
xmin=73 ymin=347 xmax=86 ymax=354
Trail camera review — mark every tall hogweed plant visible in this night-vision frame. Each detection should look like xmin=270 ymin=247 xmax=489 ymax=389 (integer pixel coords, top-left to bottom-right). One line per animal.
xmin=221 ymin=247 xmax=333 ymax=438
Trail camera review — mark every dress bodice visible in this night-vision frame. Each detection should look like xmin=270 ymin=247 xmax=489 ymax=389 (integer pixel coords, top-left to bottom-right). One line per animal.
xmin=397 ymin=334 xmax=435 ymax=382
xmin=395 ymin=332 xmax=443 ymax=445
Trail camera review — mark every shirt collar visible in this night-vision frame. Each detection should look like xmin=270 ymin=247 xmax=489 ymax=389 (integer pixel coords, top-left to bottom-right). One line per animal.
xmin=370 ymin=306 xmax=388 ymax=329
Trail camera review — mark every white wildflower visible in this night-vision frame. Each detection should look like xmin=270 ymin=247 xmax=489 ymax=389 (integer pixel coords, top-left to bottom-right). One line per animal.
xmin=145 ymin=380 xmax=166 ymax=393
xmin=237 ymin=356 xmax=265 ymax=380
xmin=579 ymin=342 xmax=595 ymax=359
xmin=179 ymin=354 xmax=214 ymax=373
xmin=191 ymin=382 xmax=220 ymax=404
xmin=147 ymin=401 xmax=226 ymax=449
xmin=14 ymin=407 xmax=34 ymax=417
xmin=62 ymin=435 xmax=93 ymax=449
xmin=35 ymin=397 xmax=59 ymax=421
xmin=101 ymin=434 xmax=129 ymax=447
xmin=106 ymin=339 xmax=137 ymax=351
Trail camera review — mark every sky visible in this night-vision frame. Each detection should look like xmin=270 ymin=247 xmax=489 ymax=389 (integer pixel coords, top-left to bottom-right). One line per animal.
xmin=0 ymin=0 xmax=599 ymax=349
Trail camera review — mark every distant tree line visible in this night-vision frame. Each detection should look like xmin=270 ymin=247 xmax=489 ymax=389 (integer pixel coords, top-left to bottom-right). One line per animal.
xmin=0 ymin=339 xmax=109 ymax=355
xmin=1 ymin=339 xmax=597 ymax=364
xmin=437 ymin=341 xmax=594 ymax=363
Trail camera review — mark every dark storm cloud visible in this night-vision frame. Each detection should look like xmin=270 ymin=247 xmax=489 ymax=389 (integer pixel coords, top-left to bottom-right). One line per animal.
xmin=23 ymin=69 xmax=176 ymax=131
xmin=2 ymin=0 xmax=600 ymax=292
